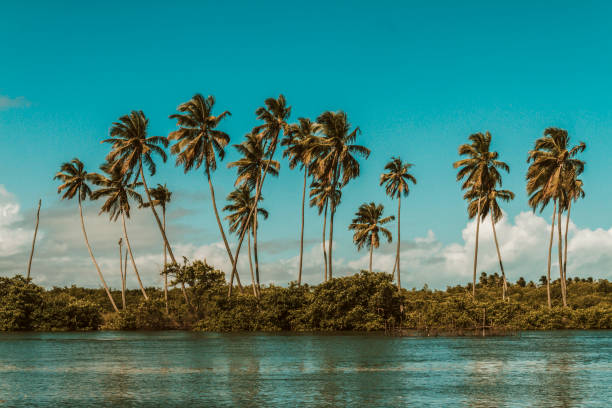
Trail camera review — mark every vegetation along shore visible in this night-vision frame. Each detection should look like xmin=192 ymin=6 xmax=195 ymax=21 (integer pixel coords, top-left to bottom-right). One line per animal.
xmin=4 ymin=93 xmax=608 ymax=332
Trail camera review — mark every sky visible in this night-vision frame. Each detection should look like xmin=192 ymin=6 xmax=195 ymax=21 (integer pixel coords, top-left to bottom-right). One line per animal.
xmin=2 ymin=1 xmax=612 ymax=289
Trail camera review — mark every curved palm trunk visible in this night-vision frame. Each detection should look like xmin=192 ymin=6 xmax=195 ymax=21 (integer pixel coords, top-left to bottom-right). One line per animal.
xmin=298 ymin=168 xmax=307 ymax=286
xmin=119 ymin=240 xmax=126 ymax=310
xmin=163 ymin=208 xmax=168 ymax=314
xmin=472 ymin=196 xmax=482 ymax=298
xmin=563 ymin=201 xmax=572 ymax=284
xmin=248 ymin=231 xmax=257 ymax=296
xmin=254 ymin=176 xmax=261 ymax=296
xmin=322 ymin=200 xmax=328 ymax=282
xmin=557 ymin=204 xmax=567 ymax=307
xmin=228 ymin=134 xmax=281 ymax=296
xmin=546 ymin=201 xmax=557 ymax=309
xmin=369 ymin=235 xmax=374 ymax=273
xmin=206 ymin=166 xmax=236 ymax=267
xmin=78 ymin=197 xmax=119 ymax=313
xmin=26 ymin=199 xmax=41 ymax=281
xmin=123 ymin=249 xmax=128 ymax=308
xmin=396 ymin=196 xmax=402 ymax=291
xmin=121 ymin=212 xmax=148 ymax=300
xmin=139 ymin=161 xmax=191 ymax=306
xmin=328 ymin=205 xmax=336 ymax=280
xmin=490 ymin=216 xmax=507 ymax=301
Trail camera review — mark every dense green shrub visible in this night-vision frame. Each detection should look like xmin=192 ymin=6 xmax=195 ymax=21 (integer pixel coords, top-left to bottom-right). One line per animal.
xmin=0 ymin=276 xmax=44 ymax=330
xmin=35 ymin=292 xmax=102 ymax=331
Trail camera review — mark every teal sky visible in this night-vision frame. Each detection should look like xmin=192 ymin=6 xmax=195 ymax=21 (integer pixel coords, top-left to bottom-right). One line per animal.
xmin=2 ymin=1 xmax=612 ymax=288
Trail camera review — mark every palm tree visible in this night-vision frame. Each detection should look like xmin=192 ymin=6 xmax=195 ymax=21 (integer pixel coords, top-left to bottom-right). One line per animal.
xmin=379 ymin=157 xmax=416 ymax=291
xmin=282 ymin=118 xmax=320 ymax=285
xmin=168 ymin=94 xmax=235 ymax=271
xmin=314 ymin=111 xmax=370 ymax=279
xmin=118 ymin=238 xmax=126 ymax=309
xmin=561 ymin=174 xmax=585 ymax=283
xmin=54 ymin=158 xmax=119 ymax=313
xmin=90 ymin=165 xmax=148 ymax=300
xmin=453 ymin=131 xmax=509 ymax=297
xmin=223 ymin=185 xmax=269 ymax=296
xmin=527 ymin=127 xmax=585 ymax=307
xmin=141 ymin=184 xmax=172 ymax=313
xmin=348 ymin=202 xmax=394 ymax=273
xmin=309 ymin=179 xmax=341 ymax=282
xmin=465 ymin=187 xmax=515 ymax=300
xmin=228 ymin=131 xmax=280 ymax=292
xmin=227 ymin=96 xmax=291 ymax=296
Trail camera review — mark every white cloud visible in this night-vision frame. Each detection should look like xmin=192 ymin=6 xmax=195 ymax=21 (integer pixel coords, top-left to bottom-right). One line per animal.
xmin=0 ymin=95 xmax=31 ymax=110
xmin=0 ymin=186 xmax=32 ymax=256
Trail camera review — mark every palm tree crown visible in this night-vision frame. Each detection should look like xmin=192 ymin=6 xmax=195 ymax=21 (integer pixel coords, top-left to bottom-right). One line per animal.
xmin=228 ymin=131 xmax=280 ymax=189
xmin=91 ymin=164 xmax=143 ymax=221
xmin=454 ymin=131 xmax=509 ymax=193
xmin=348 ymin=202 xmax=394 ymax=251
xmin=140 ymin=183 xmax=172 ymax=212
xmin=223 ymin=185 xmax=269 ymax=235
xmin=380 ymin=157 xmax=416 ymax=198
xmin=54 ymin=158 xmax=95 ymax=201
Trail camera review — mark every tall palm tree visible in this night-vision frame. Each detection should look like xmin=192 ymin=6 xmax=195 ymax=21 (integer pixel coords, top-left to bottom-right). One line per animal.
xmin=227 ymin=96 xmax=290 ymax=296
xmin=54 ymin=158 xmax=119 ymax=313
xmin=453 ymin=131 xmax=509 ymax=297
xmin=465 ymin=187 xmax=515 ymax=300
xmin=379 ymin=157 xmax=416 ymax=291
xmin=527 ymin=127 xmax=585 ymax=307
xmin=561 ymin=174 xmax=585 ymax=283
xmin=314 ymin=111 xmax=370 ymax=279
xmin=168 ymin=94 xmax=235 ymax=270
xmin=282 ymin=117 xmax=320 ymax=285
xmin=102 ymin=111 xmax=177 ymax=267
xmin=309 ymin=179 xmax=341 ymax=282
xmin=348 ymin=202 xmax=394 ymax=273
xmin=228 ymin=131 xmax=280 ymax=292
xmin=90 ymin=164 xmax=148 ymax=300
xmin=223 ymin=185 xmax=269 ymax=297
xmin=141 ymin=184 xmax=172 ymax=312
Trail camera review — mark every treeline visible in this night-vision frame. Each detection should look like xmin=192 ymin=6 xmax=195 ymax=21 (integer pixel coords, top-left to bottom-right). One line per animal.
xmin=2 ymin=269 xmax=610 ymax=332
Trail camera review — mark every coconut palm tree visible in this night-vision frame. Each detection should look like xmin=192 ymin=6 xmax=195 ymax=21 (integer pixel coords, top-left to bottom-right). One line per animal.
xmin=282 ymin=118 xmax=320 ymax=285
xmin=227 ymin=96 xmax=291 ymax=296
xmin=561 ymin=174 xmax=585 ymax=283
xmin=465 ymin=187 xmax=515 ymax=300
xmin=348 ymin=202 xmax=394 ymax=273
xmin=54 ymin=158 xmax=119 ymax=313
xmin=527 ymin=127 xmax=585 ymax=307
xmin=314 ymin=111 xmax=370 ymax=279
xmin=309 ymin=179 xmax=341 ymax=282
xmin=140 ymin=184 xmax=172 ymax=312
xmin=223 ymin=185 xmax=269 ymax=296
xmin=90 ymin=165 xmax=148 ymax=300
xmin=379 ymin=157 xmax=416 ymax=291
xmin=168 ymin=94 xmax=235 ymax=270
xmin=453 ymin=131 xmax=509 ymax=297
xmin=228 ymin=131 xmax=280 ymax=292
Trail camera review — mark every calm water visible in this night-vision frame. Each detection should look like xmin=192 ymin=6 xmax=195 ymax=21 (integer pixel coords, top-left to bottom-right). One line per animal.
xmin=0 ymin=331 xmax=610 ymax=407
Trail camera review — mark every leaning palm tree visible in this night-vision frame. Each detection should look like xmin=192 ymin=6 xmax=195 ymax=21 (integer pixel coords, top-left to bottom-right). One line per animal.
xmin=309 ymin=179 xmax=341 ymax=282
xmin=379 ymin=157 xmax=416 ymax=291
xmin=348 ymin=202 xmax=394 ymax=273
xmin=228 ymin=131 xmax=280 ymax=292
xmin=54 ymin=158 xmax=119 ymax=313
xmin=223 ymin=185 xmax=269 ymax=297
xmin=527 ymin=127 xmax=585 ymax=307
xmin=227 ymin=96 xmax=291 ymax=296
xmin=314 ymin=111 xmax=370 ymax=279
xmin=90 ymin=164 xmax=148 ymax=300
xmin=561 ymin=174 xmax=585 ymax=283
xmin=168 ymin=94 xmax=235 ymax=270
xmin=453 ymin=131 xmax=509 ymax=297
xmin=140 ymin=184 xmax=172 ymax=312
xmin=465 ymin=187 xmax=515 ymax=300
xmin=282 ymin=118 xmax=320 ymax=285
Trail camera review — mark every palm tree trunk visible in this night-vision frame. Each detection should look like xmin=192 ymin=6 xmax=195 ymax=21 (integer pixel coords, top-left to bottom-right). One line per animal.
xmin=322 ymin=200 xmax=328 ymax=282
xmin=298 ymin=168 xmax=307 ymax=286
xmin=472 ymin=195 xmax=482 ymax=298
xmin=563 ymin=201 xmax=572 ymax=284
xmin=328 ymin=205 xmax=335 ymax=280
xmin=248 ymin=231 xmax=257 ymax=296
xmin=123 ymin=249 xmax=128 ymax=308
xmin=26 ymin=199 xmax=41 ymax=281
xmin=490 ymin=216 xmax=507 ymax=301
xmin=206 ymin=166 xmax=236 ymax=267
xmin=396 ymin=196 xmax=402 ymax=291
xmin=557 ymin=203 xmax=567 ymax=307
xmin=121 ymin=212 xmax=148 ymax=300
xmin=163 ymin=208 xmax=168 ymax=314
xmin=78 ymin=196 xmax=119 ymax=313
xmin=227 ymin=133 xmax=281 ymax=296
xmin=139 ymin=160 xmax=191 ymax=305
xmin=254 ymin=177 xmax=261 ymax=296
xmin=119 ymin=239 xmax=126 ymax=310
xmin=546 ymin=201 xmax=557 ymax=309
xmin=369 ymin=235 xmax=374 ymax=273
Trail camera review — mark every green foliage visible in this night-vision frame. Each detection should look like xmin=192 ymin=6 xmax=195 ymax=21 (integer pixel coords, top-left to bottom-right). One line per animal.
xmin=35 ymin=293 xmax=102 ymax=331
xmin=0 ymin=276 xmax=44 ymax=331
xmin=104 ymin=297 xmax=174 ymax=330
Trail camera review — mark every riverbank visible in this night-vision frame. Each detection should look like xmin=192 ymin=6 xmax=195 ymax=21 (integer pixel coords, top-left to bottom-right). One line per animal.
xmin=1 ymin=271 xmax=610 ymax=332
